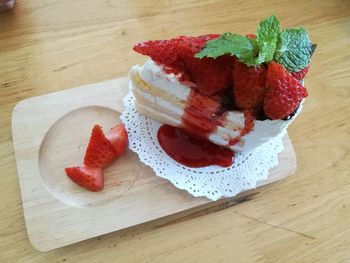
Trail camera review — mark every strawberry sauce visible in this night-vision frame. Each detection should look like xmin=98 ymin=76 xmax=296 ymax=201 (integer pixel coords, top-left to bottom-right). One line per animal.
xmin=157 ymin=90 xmax=236 ymax=168
xmin=157 ymin=90 xmax=256 ymax=167
xmin=157 ymin=125 xmax=234 ymax=168
xmin=181 ymin=90 xmax=224 ymax=138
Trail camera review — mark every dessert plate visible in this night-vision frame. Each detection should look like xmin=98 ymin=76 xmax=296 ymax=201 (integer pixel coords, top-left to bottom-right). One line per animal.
xmin=12 ymin=77 xmax=296 ymax=251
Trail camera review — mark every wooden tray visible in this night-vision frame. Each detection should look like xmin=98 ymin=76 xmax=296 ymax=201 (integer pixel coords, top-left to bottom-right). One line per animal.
xmin=12 ymin=77 xmax=296 ymax=251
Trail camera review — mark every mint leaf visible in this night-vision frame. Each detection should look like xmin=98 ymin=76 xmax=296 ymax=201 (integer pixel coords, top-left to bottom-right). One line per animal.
xmin=195 ymin=33 xmax=260 ymax=66
xmin=256 ymin=15 xmax=281 ymax=62
xmin=274 ymin=28 xmax=316 ymax=72
xmin=195 ymin=16 xmax=316 ymax=70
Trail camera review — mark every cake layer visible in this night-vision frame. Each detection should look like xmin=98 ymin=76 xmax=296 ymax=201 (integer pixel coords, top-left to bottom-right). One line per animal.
xmin=129 ymin=60 xmax=301 ymax=152
xmin=130 ymin=65 xmax=243 ymax=147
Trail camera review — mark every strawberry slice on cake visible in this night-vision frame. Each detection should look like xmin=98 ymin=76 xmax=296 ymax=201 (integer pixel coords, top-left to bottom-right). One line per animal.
xmin=130 ymin=15 xmax=316 ymax=163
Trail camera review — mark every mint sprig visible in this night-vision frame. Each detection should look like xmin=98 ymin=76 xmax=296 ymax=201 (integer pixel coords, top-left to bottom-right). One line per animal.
xmin=274 ymin=28 xmax=316 ymax=72
xmin=195 ymin=15 xmax=316 ymax=71
xmin=256 ymin=15 xmax=280 ymax=63
xmin=194 ymin=33 xmax=259 ymax=66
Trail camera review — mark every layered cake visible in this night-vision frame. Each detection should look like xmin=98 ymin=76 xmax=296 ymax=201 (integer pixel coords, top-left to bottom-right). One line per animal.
xmin=129 ymin=16 xmax=316 ymax=167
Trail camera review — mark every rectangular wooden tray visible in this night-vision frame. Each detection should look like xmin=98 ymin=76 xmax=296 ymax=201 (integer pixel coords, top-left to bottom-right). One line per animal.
xmin=12 ymin=77 xmax=296 ymax=251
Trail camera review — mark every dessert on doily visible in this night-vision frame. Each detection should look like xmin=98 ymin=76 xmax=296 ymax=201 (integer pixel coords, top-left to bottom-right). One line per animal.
xmin=129 ymin=15 xmax=316 ymax=168
xmin=64 ymin=16 xmax=316 ymax=199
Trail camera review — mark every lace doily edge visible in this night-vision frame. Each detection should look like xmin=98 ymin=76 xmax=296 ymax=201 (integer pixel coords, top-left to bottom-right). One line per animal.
xmin=121 ymin=92 xmax=287 ymax=201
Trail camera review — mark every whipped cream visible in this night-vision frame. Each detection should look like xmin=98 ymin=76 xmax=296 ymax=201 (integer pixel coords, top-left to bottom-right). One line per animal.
xmin=139 ymin=60 xmax=191 ymax=101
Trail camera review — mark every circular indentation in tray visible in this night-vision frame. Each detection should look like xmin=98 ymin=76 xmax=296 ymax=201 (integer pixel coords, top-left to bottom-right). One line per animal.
xmin=39 ymin=106 xmax=142 ymax=208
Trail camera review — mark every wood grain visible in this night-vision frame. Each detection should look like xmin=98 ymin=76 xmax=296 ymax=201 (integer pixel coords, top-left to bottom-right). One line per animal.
xmin=1 ymin=0 xmax=350 ymax=261
xmin=11 ymin=77 xmax=296 ymax=251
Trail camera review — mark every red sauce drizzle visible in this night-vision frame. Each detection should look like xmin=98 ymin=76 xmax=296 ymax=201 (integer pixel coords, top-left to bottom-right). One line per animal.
xmin=157 ymin=125 xmax=234 ymax=168
xmin=181 ymin=90 xmax=224 ymax=138
xmin=157 ymin=90 xmax=235 ymax=168
xmin=157 ymin=91 xmax=255 ymax=167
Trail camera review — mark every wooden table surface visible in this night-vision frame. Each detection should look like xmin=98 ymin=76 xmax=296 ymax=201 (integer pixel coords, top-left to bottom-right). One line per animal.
xmin=1 ymin=0 xmax=349 ymax=262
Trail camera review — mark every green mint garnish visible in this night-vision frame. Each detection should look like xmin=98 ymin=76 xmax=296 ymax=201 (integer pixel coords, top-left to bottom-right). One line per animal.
xmin=195 ymin=15 xmax=316 ymax=71
xmin=274 ymin=28 xmax=316 ymax=72
xmin=195 ymin=33 xmax=260 ymax=66
xmin=256 ymin=15 xmax=280 ymax=63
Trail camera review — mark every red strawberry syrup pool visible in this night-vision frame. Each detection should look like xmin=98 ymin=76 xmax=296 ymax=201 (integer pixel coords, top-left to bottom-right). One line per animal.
xmin=157 ymin=125 xmax=234 ymax=168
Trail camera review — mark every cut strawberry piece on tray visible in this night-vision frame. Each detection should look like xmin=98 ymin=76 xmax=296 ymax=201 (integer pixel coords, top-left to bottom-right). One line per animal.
xmin=105 ymin=124 xmax=129 ymax=157
xmin=264 ymin=62 xmax=308 ymax=120
xmin=84 ymin=125 xmax=117 ymax=168
xmin=65 ymin=166 xmax=104 ymax=192
xmin=233 ymin=60 xmax=267 ymax=110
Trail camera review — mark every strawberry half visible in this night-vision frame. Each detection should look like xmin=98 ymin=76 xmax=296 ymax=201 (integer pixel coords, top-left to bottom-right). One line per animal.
xmin=133 ymin=35 xmax=234 ymax=95
xmin=65 ymin=166 xmax=103 ymax=192
xmin=233 ymin=61 xmax=267 ymax=110
xmin=133 ymin=35 xmax=219 ymax=69
xmin=84 ymin=125 xmax=117 ymax=168
xmin=105 ymin=124 xmax=128 ymax=157
xmin=290 ymin=65 xmax=310 ymax=80
xmin=177 ymin=35 xmax=234 ymax=96
xmin=264 ymin=62 xmax=308 ymax=120
xmin=183 ymin=55 xmax=234 ymax=96
xmin=133 ymin=36 xmax=188 ymax=75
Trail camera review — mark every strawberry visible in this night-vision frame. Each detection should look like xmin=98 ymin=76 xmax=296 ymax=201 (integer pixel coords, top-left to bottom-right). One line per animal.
xmin=65 ymin=166 xmax=103 ymax=192
xmin=133 ymin=37 xmax=186 ymax=74
xmin=247 ymin=33 xmax=257 ymax=39
xmin=183 ymin=55 xmax=234 ymax=96
xmin=264 ymin=62 xmax=308 ymax=119
xmin=233 ymin=61 xmax=267 ymax=110
xmin=134 ymin=35 xmax=234 ymax=95
xmin=178 ymin=34 xmax=220 ymax=55
xmin=290 ymin=65 xmax=310 ymax=80
xmin=105 ymin=124 xmax=128 ymax=157
xmin=177 ymin=35 xmax=234 ymax=95
xmin=84 ymin=125 xmax=117 ymax=168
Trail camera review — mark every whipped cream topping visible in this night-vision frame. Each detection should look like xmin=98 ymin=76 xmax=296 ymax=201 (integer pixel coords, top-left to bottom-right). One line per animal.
xmin=139 ymin=59 xmax=191 ymax=101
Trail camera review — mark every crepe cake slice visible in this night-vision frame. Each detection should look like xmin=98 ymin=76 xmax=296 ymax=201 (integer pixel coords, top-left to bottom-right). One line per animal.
xmin=129 ymin=59 xmax=300 ymax=152
xmin=130 ymin=18 xmax=314 ymax=152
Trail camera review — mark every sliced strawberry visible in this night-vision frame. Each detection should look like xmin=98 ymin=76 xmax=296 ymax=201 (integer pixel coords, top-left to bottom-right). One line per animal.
xmin=233 ymin=61 xmax=267 ymax=110
xmin=133 ymin=36 xmax=188 ymax=75
xmin=105 ymin=124 xmax=128 ymax=157
xmin=177 ymin=35 xmax=234 ymax=96
xmin=264 ymin=62 xmax=308 ymax=120
xmin=65 ymin=166 xmax=103 ymax=192
xmin=290 ymin=65 xmax=310 ymax=80
xmin=134 ymin=35 xmax=234 ymax=95
xmin=84 ymin=125 xmax=117 ymax=168
xmin=178 ymin=34 xmax=220 ymax=56
xmin=184 ymin=56 xmax=234 ymax=96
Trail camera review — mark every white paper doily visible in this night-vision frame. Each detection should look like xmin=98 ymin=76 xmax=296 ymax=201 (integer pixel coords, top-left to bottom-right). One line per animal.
xmin=121 ymin=93 xmax=286 ymax=201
